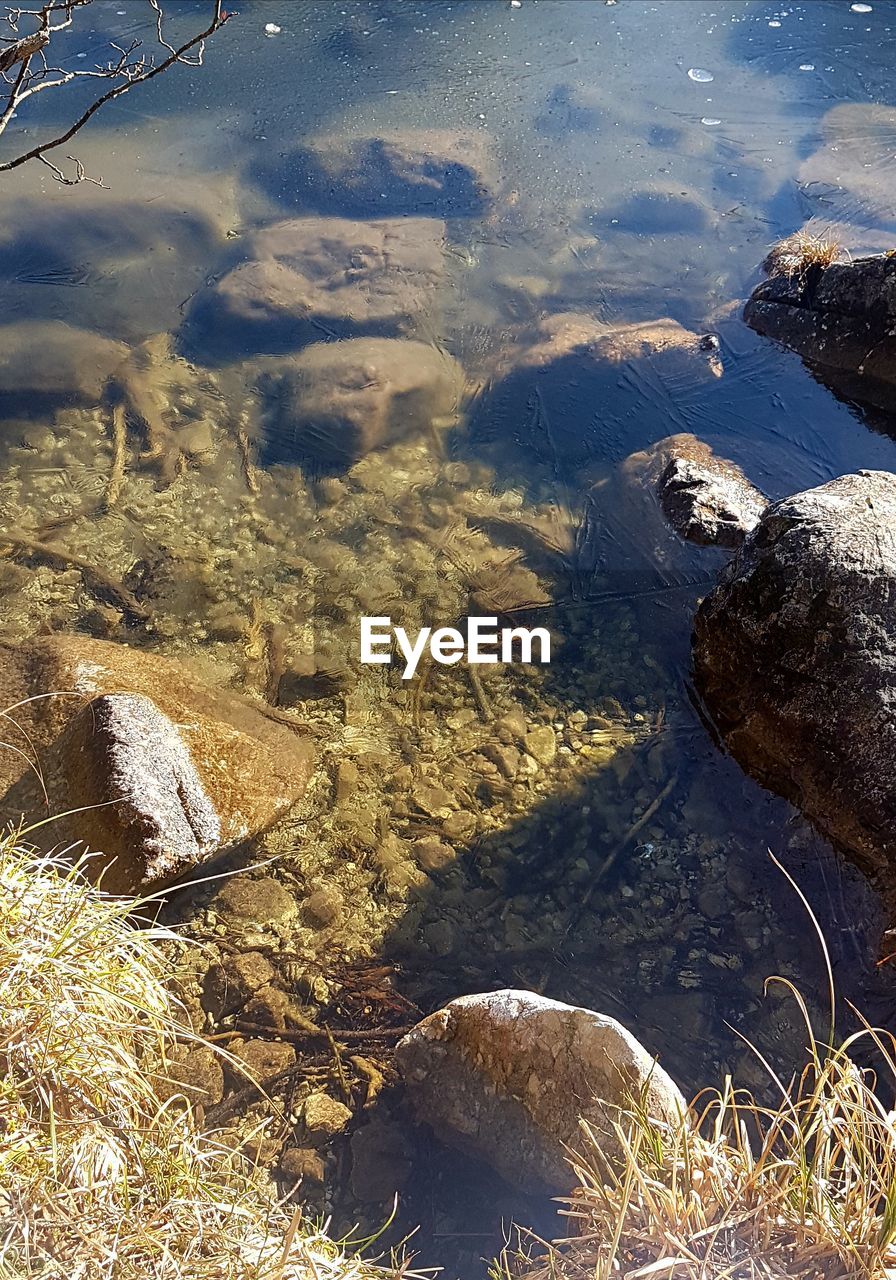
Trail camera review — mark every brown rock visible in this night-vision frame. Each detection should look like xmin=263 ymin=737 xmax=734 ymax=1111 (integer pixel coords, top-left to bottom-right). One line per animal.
xmin=231 ymin=1037 xmax=296 ymax=1084
xmin=0 ymin=320 xmax=129 ymax=405
xmin=0 ymin=636 xmax=313 ymax=894
xmin=195 ymin=217 xmax=447 ymax=357
xmin=157 ymin=1044 xmax=224 ymax=1108
xmin=201 ymin=951 xmax=276 ymax=1020
xmin=302 ymin=1092 xmax=353 ymax=1145
xmin=214 ymin=876 xmax=298 ymax=928
xmin=279 ymin=1146 xmax=326 ymax=1186
xmin=411 ymin=837 xmax=456 ymax=873
xmin=395 ymin=989 xmax=686 ymax=1195
xmin=259 ymin=337 xmax=463 ymax=470
xmin=258 ymin=128 xmax=495 ymax=218
xmin=693 ymin=470 xmax=896 ymax=894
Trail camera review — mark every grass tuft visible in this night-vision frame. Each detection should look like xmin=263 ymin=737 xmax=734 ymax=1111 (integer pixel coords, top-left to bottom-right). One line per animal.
xmin=0 ymin=831 xmax=419 ymax=1280
xmin=503 ymin=857 xmax=896 ymax=1280
xmin=762 ymin=229 xmax=844 ymax=280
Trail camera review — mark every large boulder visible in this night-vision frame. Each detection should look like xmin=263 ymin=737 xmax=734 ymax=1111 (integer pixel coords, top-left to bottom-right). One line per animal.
xmin=253 ymin=128 xmax=495 ymax=218
xmin=0 ymin=636 xmax=314 ymax=893
xmin=0 ymin=320 xmax=130 ymax=408
xmin=693 ymin=471 xmax=896 ymax=886
xmin=744 ymin=250 xmax=896 ymax=414
xmin=395 ymin=989 xmax=686 ymax=1194
xmin=188 ymin=217 xmax=448 ymax=361
xmin=257 ymin=337 xmax=464 ymax=470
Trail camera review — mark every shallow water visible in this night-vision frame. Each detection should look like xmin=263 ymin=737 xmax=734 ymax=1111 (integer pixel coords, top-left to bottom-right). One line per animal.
xmin=3 ymin=0 xmax=896 ymax=1274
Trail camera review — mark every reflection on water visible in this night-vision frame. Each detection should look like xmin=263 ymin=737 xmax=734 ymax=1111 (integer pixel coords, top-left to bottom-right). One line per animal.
xmin=3 ymin=0 xmax=896 ymax=1274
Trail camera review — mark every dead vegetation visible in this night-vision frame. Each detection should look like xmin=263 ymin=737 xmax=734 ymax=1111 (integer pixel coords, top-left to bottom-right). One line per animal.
xmin=762 ymin=229 xmax=845 ymax=280
xmin=0 ymin=832 xmax=421 ymax=1280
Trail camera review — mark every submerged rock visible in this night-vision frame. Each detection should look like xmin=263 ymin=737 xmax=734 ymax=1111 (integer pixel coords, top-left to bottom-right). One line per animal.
xmin=0 ymin=636 xmax=313 ymax=893
xmin=253 ymin=128 xmax=495 ymax=218
xmin=0 ymin=320 xmax=129 ymax=407
xmin=395 ymin=989 xmax=686 ymax=1194
xmin=259 ymin=337 xmax=464 ymax=469
xmin=744 ymin=250 xmax=896 ymax=414
xmin=189 ymin=217 xmax=448 ymax=360
xmin=693 ymin=471 xmax=896 ymax=889
xmin=798 ymin=105 xmax=896 ymax=235
xmin=474 ymin=313 xmax=723 ymax=469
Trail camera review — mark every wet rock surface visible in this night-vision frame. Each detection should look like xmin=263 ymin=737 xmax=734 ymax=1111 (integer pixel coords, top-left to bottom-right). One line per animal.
xmin=694 ymin=470 xmax=896 ymax=892
xmin=257 ymin=337 xmax=464 ymax=469
xmin=395 ymin=989 xmax=686 ymax=1194
xmin=654 ymin=435 xmax=767 ymax=548
xmin=744 ymin=251 xmax=896 ymax=414
xmin=0 ymin=636 xmax=313 ymax=892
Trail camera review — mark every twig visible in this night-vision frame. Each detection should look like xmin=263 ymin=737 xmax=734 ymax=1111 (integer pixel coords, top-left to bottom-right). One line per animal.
xmin=104 ymin=400 xmax=127 ymax=509
xmin=467 ymin=663 xmax=494 ymax=722
xmin=1 ymin=528 xmax=150 ymax=623
xmin=564 ymin=772 xmax=680 ymax=936
xmin=234 ymin=1018 xmax=412 ymax=1045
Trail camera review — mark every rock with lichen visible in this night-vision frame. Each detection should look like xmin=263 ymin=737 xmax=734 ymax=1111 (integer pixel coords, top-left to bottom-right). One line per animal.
xmin=396 ymin=989 xmax=686 ymax=1194
xmin=693 ymin=470 xmax=896 ymax=896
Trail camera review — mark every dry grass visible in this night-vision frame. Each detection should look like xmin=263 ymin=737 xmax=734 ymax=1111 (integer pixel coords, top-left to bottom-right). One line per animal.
xmin=0 ymin=831 xmax=418 ymax=1280
xmin=762 ymin=229 xmax=844 ymax=280
xmin=505 ymin=861 xmax=896 ymax=1280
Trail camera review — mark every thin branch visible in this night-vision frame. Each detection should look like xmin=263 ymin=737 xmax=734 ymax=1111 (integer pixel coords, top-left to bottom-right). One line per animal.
xmin=0 ymin=0 xmax=229 ymax=176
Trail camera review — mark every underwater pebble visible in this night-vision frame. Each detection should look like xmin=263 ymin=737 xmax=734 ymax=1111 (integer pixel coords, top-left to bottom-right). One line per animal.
xmin=701 ymin=117 xmax=722 ymax=126
xmin=850 ymin=2 xmax=872 ymax=10
xmin=265 ymin=23 xmax=282 ymax=35
xmin=687 ymin=67 xmax=714 ymax=83
xmin=799 ymin=63 xmax=815 ymax=71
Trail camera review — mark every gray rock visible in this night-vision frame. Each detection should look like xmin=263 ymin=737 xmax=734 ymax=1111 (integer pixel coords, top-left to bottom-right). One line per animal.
xmin=744 ymin=250 xmax=896 ymax=413
xmin=395 ymin=989 xmax=686 ymax=1194
xmin=0 ymin=636 xmax=313 ymax=895
xmin=657 ymin=440 xmax=767 ymax=549
xmin=694 ymin=470 xmax=896 ymax=885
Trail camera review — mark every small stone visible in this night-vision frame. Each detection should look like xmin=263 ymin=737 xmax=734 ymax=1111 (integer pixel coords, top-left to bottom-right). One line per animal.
xmin=497 ymin=708 xmax=528 ymax=741
xmin=231 ymin=1037 xmax=296 ymax=1084
xmin=446 ymin=709 xmax=477 ymax=730
xmin=303 ymin=885 xmax=344 ymax=927
xmin=483 ymin=743 xmax=520 ymax=779
xmin=413 ymin=783 xmax=455 ymax=818
xmin=215 ymin=876 xmax=298 ymax=928
xmin=335 ymin=760 xmax=360 ymax=804
xmin=441 ymin=809 xmax=477 ymax=841
xmin=280 ymin=1146 xmax=325 ymax=1186
xmin=423 ymin=918 xmax=455 ymax=956
xmin=302 ymin=1092 xmax=353 ymax=1144
xmin=412 ymin=837 xmax=455 ymax=873
xmin=524 ymin=726 xmax=557 ymax=766
xmin=243 ymin=985 xmax=295 ymax=1031
xmin=157 ymin=1045 xmax=223 ymax=1107
xmin=201 ymin=950 xmax=276 ymax=1019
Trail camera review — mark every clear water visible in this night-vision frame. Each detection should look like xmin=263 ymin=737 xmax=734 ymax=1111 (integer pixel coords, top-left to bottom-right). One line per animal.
xmin=2 ymin=0 xmax=896 ymax=1273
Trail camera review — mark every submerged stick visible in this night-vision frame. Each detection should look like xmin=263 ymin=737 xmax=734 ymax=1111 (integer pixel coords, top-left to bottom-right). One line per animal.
xmin=1 ymin=528 xmax=151 ymax=624
xmin=105 ymin=401 xmax=127 ymax=510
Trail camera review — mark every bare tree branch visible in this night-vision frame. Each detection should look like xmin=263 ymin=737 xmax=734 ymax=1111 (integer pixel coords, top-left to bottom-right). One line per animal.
xmin=0 ymin=0 xmax=229 ymax=182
